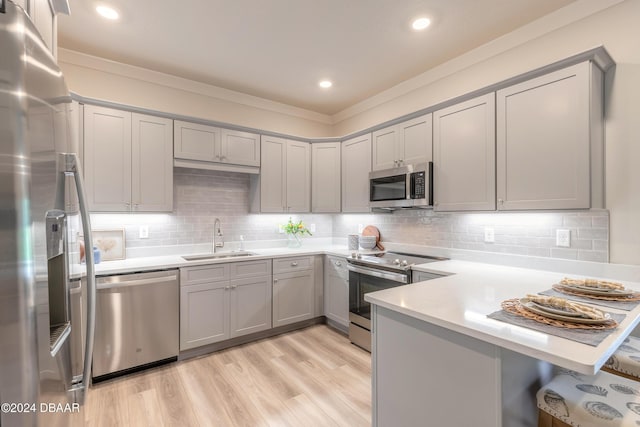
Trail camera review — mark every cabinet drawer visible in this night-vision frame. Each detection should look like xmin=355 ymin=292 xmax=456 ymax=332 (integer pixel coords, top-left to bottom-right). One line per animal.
xmin=230 ymin=259 xmax=272 ymax=279
xmin=273 ymin=256 xmax=313 ymax=274
xmin=180 ymin=264 xmax=230 ymax=286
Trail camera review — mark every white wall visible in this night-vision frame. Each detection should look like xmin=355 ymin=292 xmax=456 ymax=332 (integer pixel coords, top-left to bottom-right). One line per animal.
xmin=332 ymin=0 xmax=640 ymax=265
xmin=58 ymin=49 xmax=334 ymax=138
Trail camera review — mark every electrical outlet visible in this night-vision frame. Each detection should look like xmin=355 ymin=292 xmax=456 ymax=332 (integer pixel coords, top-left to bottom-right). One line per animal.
xmin=358 ymin=224 xmax=364 ymax=233
xmin=309 ymin=223 xmax=316 ymax=233
xmin=139 ymin=225 xmax=149 ymax=239
xmin=484 ymin=227 xmax=495 ymax=243
xmin=556 ymin=229 xmax=571 ymax=247
xmin=278 ymin=224 xmax=284 ymax=233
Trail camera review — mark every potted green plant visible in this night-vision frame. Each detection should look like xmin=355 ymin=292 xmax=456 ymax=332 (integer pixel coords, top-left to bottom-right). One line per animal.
xmin=283 ymin=217 xmax=312 ymax=248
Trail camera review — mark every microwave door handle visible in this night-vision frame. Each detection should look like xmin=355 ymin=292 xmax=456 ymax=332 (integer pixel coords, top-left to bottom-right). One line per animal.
xmin=60 ymin=153 xmax=95 ymax=404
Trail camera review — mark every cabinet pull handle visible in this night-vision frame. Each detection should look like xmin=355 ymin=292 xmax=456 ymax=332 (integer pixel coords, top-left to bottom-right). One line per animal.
xmin=224 ymin=286 xmax=230 ymax=290
xmin=220 ymin=155 xmax=226 ymax=161
xmin=231 ymin=284 xmax=237 ymax=289
xmin=215 ymin=155 xmax=220 ymax=160
xmin=498 ymin=198 xmax=504 ymax=205
xmin=273 ymin=279 xmax=278 ymax=283
xmin=291 ymin=262 xmax=298 ymax=267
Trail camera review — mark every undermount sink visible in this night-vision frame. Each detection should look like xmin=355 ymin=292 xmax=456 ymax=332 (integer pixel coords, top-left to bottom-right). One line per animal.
xmin=182 ymin=251 xmax=256 ymax=261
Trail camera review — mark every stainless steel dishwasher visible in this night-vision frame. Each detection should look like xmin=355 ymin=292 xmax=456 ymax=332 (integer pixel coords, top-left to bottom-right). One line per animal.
xmin=93 ymin=269 xmax=179 ymax=380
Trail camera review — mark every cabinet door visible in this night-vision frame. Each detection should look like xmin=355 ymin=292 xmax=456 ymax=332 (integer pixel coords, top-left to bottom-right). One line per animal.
xmin=433 ymin=94 xmax=496 ymax=211
xmin=372 ymin=125 xmax=397 ymax=171
xmin=180 ymin=281 xmax=230 ymax=350
xmin=84 ymin=105 xmax=132 ymax=211
xmin=399 ymin=114 xmax=432 ymax=166
xmin=30 ymin=0 xmax=54 ymax=53
xmin=229 ymin=276 xmax=272 ymax=338
xmin=220 ymin=129 xmax=260 ymax=167
xmin=323 ymin=257 xmax=349 ymax=328
xmin=286 ymin=141 xmax=311 ymax=213
xmin=273 ymin=270 xmax=314 ymax=327
xmin=312 ymin=142 xmax=341 ymax=212
xmin=174 ymin=120 xmax=219 ymax=162
xmin=260 ymin=135 xmax=287 ymax=212
xmin=131 ymin=114 xmax=173 ymax=212
xmin=341 ymin=134 xmax=372 ymax=213
xmin=497 ymin=62 xmax=591 ymax=210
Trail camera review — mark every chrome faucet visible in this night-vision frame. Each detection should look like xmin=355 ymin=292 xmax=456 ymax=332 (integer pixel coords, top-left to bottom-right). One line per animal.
xmin=213 ymin=218 xmax=224 ymax=252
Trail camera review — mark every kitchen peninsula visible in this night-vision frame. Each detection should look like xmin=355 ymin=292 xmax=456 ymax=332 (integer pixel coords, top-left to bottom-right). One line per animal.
xmin=366 ymin=260 xmax=640 ymax=427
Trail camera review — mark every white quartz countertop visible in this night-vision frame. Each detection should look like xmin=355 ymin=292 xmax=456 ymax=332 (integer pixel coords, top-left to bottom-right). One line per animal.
xmin=72 ymin=245 xmax=362 ymax=277
xmin=366 ymin=260 xmax=640 ymax=374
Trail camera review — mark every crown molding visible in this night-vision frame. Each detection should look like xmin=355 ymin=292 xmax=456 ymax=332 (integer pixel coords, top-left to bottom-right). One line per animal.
xmin=330 ymin=0 xmax=625 ymax=124
xmin=58 ymin=48 xmax=333 ymax=125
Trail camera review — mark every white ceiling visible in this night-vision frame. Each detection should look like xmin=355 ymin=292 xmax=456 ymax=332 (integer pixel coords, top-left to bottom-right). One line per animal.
xmin=57 ymin=0 xmax=577 ymax=115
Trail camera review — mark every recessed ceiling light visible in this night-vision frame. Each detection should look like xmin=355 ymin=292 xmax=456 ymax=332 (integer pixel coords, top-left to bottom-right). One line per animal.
xmin=411 ymin=17 xmax=431 ymax=31
xmin=96 ymin=5 xmax=119 ymax=20
xmin=319 ymin=80 xmax=333 ymax=89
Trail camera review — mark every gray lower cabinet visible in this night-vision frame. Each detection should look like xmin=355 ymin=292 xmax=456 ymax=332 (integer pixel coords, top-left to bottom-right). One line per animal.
xmin=272 ymin=256 xmax=315 ymax=327
xmin=324 ymin=256 xmax=349 ymax=329
xmin=180 ymin=260 xmax=272 ymax=351
xmin=229 ymin=276 xmax=272 ymax=337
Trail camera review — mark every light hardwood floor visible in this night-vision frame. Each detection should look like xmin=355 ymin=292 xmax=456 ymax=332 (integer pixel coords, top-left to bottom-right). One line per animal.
xmin=83 ymin=325 xmax=372 ymax=426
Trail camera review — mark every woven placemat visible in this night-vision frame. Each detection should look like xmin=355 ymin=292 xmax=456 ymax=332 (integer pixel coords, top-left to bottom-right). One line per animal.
xmin=552 ymin=284 xmax=640 ymax=302
xmin=501 ymin=298 xmax=618 ymax=330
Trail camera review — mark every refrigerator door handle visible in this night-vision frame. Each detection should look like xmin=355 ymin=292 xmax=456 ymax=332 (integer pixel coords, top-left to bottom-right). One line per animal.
xmin=59 ymin=153 xmax=95 ymax=404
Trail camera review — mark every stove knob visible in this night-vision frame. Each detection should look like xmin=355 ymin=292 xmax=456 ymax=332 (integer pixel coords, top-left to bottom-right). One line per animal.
xmin=357 ymin=253 xmax=362 ymax=259
xmin=402 ymin=260 xmax=408 ymax=266
xmin=394 ymin=259 xmax=401 ymax=265
xmin=351 ymin=252 xmax=357 ymax=258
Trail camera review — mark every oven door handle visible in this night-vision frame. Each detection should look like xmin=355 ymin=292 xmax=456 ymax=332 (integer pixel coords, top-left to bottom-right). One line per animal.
xmin=346 ymin=264 xmax=408 ymax=283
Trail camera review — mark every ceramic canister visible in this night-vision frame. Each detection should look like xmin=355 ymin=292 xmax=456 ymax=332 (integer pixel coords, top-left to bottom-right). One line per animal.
xmin=348 ymin=234 xmax=359 ymax=250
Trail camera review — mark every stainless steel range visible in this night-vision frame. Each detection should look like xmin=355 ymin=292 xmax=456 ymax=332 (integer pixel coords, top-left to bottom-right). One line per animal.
xmin=347 ymin=252 xmax=447 ymax=351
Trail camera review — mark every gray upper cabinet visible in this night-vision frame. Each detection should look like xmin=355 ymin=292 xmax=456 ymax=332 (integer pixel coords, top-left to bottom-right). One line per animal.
xmin=312 ymin=142 xmax=341 ymax=213
xmin=260 ymin=136 xmax=310 ymax=213
xmin=341 ymin=134 xmax=372 ymax=213
xmin=84 ymin=105 xmax=173 ymax=212
xmin=286 ymin=141 xmax=312 ymax=212
xmin=174 ymin=121 xmax=260 ymax=173
xmin=433 ymin=94 xmax=496 ymax=212
xmin=398 ymin=114 xmax=433 ymax=166
xmin=220 ymin=129 xmax=260 ymax=167
xmin=174 ymin=120 xmax=218 ymax=162
xmin=132 ymin=113 xmax=174 ymax=211
xmin=84 ymin=105 xmax=132 ymax=212
xmin=28 ymin=0 xmax=55 ymax=55
xmin=372 ymin=114 xmax=432 ymax=171
xmin=372 ymin=127 xmax=397 ymax=171
xmin=496 ymin=62 xmax=601 ymax=210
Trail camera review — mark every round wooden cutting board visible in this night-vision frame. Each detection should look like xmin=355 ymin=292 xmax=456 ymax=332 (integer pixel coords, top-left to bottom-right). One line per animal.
xmin=362 ymin=225 xmax=385 ymax=251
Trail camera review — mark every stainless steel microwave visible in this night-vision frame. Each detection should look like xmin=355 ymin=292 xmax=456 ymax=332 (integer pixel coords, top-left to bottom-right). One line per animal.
xmin=369 ymin=162 xmax=433 ymax=209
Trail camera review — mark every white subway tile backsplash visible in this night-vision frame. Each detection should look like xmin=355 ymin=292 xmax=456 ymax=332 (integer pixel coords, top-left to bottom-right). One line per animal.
xmin=90 ymin=168 xmax=610 ymax=262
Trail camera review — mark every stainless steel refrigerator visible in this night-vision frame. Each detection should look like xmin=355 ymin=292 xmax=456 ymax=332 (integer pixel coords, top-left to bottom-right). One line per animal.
xmin=0 ymin=1 xmax=96 ymax=426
